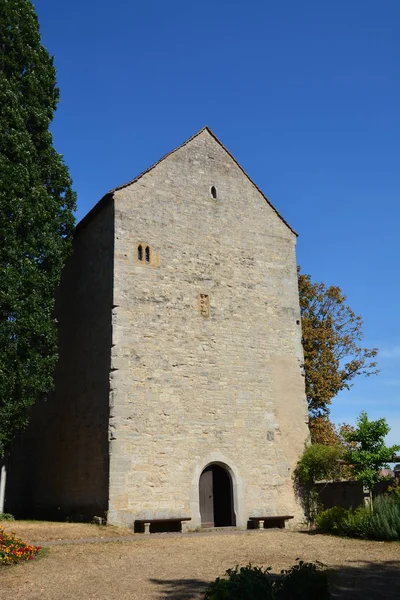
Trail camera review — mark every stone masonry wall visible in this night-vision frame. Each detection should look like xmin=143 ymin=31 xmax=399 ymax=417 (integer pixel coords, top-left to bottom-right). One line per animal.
xmin=108 ymin=129 xmax=309 ymax=527
xmin=6 ymin=203 xmax=114 ymax=520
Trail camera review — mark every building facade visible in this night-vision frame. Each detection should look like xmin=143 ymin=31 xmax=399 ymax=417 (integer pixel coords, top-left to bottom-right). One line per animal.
xmin=6 ymin=128 xmax=309 ymax=529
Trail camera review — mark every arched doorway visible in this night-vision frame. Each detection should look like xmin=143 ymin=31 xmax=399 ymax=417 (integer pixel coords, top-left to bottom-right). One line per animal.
xmin=199 ymin=464 xmax=235 ymax=528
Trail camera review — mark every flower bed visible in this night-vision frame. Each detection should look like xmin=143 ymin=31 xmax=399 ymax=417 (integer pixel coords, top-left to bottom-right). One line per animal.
xmin=0 ymin=526 xmax=41 ymax=565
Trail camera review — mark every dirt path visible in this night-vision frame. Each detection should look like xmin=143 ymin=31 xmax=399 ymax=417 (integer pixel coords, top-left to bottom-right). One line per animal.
xmin=1 ymin=524 xmax=400 ymax=599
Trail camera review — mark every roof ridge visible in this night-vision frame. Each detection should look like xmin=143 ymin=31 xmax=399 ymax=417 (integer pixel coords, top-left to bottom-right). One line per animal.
xmin=75 ymin=127 xmax=297 ymax=236
xmin=110 ymin=126 xmax=210 ymax=194
xmin=201 ymin=127 xmax=296 ymax=235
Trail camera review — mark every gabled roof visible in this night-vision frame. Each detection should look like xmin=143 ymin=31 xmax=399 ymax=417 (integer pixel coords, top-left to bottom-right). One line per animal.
xmin=76 ymin=126 xmax=297 ymax=236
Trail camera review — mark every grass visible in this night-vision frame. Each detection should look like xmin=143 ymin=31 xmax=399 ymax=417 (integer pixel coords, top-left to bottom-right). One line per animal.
xmin=36 ymin=547 xmax=50 ymax=561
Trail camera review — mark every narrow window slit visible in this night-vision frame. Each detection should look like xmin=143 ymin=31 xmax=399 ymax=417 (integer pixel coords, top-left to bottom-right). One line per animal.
xmin=211 ymin=186 xmax=217 ymax=199
xmin=138 ymin=245 xmax=143 ymax=261
xmin=145 ymin=246 xmax=150 ymax=262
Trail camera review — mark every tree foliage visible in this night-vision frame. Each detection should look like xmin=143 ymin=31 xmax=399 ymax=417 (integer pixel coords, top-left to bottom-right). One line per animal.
xmin=0 ymin=0 xmax=76 ymax=455
xmin=298 ymin=268 xmax=378 ymax=424
xmin=342 ymin=412 xmax=400 ymax=494
xmin=308 ymin=415 xmax=341 ymax=446
xmin=294 ymin=443 xmax=346 ymax=522
xmin=295 ymin=444 xmax=345 ymax=486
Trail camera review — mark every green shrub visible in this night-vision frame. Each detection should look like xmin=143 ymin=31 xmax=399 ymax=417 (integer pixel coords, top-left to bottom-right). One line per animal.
xmin=315 ymin=507 xmax=349 ymax=534
xmin=294 ymin=445 xmax=346 ymax=523
xmin=0 ymin=513 xmax=14 ymax=522
xmin=316 ymin=495 xmax=400 ymax=541
xmin=295 ymin=445 xmax=345 ymax=486
xmin=203 ymin=562 xmax=330 ymax=599
xmin=277 ymin=561 xmax=330 ymax=600
xmin=317 ymin=505 xmax=373 ymax=539
xmin=340 ymin=506 xmax=372 ymax=539
xmin=204 ymin=565 xmax=274 ymax=600
xmin=368 ymin=495 xmax=400 ymax=541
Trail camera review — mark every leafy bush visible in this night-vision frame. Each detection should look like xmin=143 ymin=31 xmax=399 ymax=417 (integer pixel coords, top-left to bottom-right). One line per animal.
xmin=277 ymin=561 xmax=330 ymax=600
xmin=316 ymin=505 xmax=372 ymax=539
xmin=203 ymin=561 xmax=330 ymax=599
xmin=316 ymin=495 xmax=400 ymax=541
xmin=368 ymin=495 xmax=400 ymax=541
xmin=0 ymin=513 xmax=15 ymax=522
xmin=0 ymin=526 xmax=40 ymax=565
xmin=342 ymin=412 xmax=400 ymax=497
xmin=340 ymin=506 xmax=372 ymax=539
xmin=294 ymin=445 xmax=346 ymax=522
xmin=204 ymin=565 xmax=274 ymax=599
xmin=295 ymin=445 xmax=345 ymax=485
xmin=315 ymin=507 xmax=349 ymax=534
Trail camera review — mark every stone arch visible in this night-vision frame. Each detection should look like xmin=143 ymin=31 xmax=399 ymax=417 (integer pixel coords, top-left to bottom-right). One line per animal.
xmin=189 ymin=453 xmax=245 ymax=529
xmin=199 ymin=462 xmax=235 ymax=527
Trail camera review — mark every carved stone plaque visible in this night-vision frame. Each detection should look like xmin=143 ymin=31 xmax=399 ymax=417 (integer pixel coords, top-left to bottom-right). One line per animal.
xmin=199 ymin=294 xmax=210 ymax=317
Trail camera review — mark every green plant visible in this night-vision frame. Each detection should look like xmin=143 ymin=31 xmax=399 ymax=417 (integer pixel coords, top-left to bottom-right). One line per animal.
xmin=295 ymin=445 xmax=345 ymax=486
xmin=340 ymin=506 xmax=372 ymax=539
xmin=203 ymin=561 xmax=330 ymax=599
xmin=277 ymin=561 xmax=330 ymax=600
xmin=204 ymin=564 xmax=274 ymax=599
xmin=315 ymin=507 xmax=349 ymax=534
xmin=0 ymin=0 xmax=76 ymax=455
xmin=317 ymin=504 xmax=376 ymax=540
xmin=342 ymin=412 xmax=400 ymax=504
xmin=294 ymin=444 xmax=345 ymax=522
xmin=0 ymin=513 xmax=15 ymax=522
xmin=316 ymin=495 xmax=400 ymax=541
xmin=368 ymin=495 xmax=400 ymax=541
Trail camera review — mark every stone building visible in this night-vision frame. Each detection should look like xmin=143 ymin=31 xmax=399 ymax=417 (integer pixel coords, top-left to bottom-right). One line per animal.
xmin=6 ymin=127 xmax=309 ymax=529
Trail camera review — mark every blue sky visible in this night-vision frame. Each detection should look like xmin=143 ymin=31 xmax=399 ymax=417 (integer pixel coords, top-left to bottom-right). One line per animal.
xmin=35 ymin=0 xmax=400 ymax=444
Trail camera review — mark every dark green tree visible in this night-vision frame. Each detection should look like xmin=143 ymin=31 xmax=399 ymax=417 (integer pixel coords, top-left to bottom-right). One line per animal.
xmin=0 ymin=0 xmax=76 ymax=455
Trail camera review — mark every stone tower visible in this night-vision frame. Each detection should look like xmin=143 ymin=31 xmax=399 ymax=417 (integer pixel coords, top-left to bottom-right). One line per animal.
xmin=6 ymin=127 xmax=309 ymax=528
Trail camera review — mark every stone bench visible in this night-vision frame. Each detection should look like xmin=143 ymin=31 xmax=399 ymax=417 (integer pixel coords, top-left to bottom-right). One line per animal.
xmin=249 ymin=515 xmax=294 ymax=530
xmin=134 ymin=517 xmax=191 ymax=534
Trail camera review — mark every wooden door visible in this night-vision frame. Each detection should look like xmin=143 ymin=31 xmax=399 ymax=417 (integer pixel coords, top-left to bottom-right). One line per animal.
xmin=199 ymin=467 xmax=214 ymax=527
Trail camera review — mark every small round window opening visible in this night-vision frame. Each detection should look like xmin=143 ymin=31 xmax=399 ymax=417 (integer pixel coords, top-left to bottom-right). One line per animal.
xmin=211 ymin=186 xmax=217 ymax=199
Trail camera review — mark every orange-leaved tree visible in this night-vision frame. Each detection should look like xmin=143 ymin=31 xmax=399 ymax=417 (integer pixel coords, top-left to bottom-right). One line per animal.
xmin=298 ymin=268 xmax=378 ymax=444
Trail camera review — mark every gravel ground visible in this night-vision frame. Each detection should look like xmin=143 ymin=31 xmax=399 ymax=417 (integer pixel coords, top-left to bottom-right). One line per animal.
xmin=1 ymin=523 xmax=400 ymax=599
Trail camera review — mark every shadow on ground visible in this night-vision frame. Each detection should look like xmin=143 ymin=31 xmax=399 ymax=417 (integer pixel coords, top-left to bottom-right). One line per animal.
xmin=297 ymin=528 xmax=323 ymax=536
xmin=150 ymin=577 xmax=209 ymax=599
xmin=331 ymin=559 xmax=400 ymax=599
xmin=151 ymin=559 xmax=400 ymax=599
